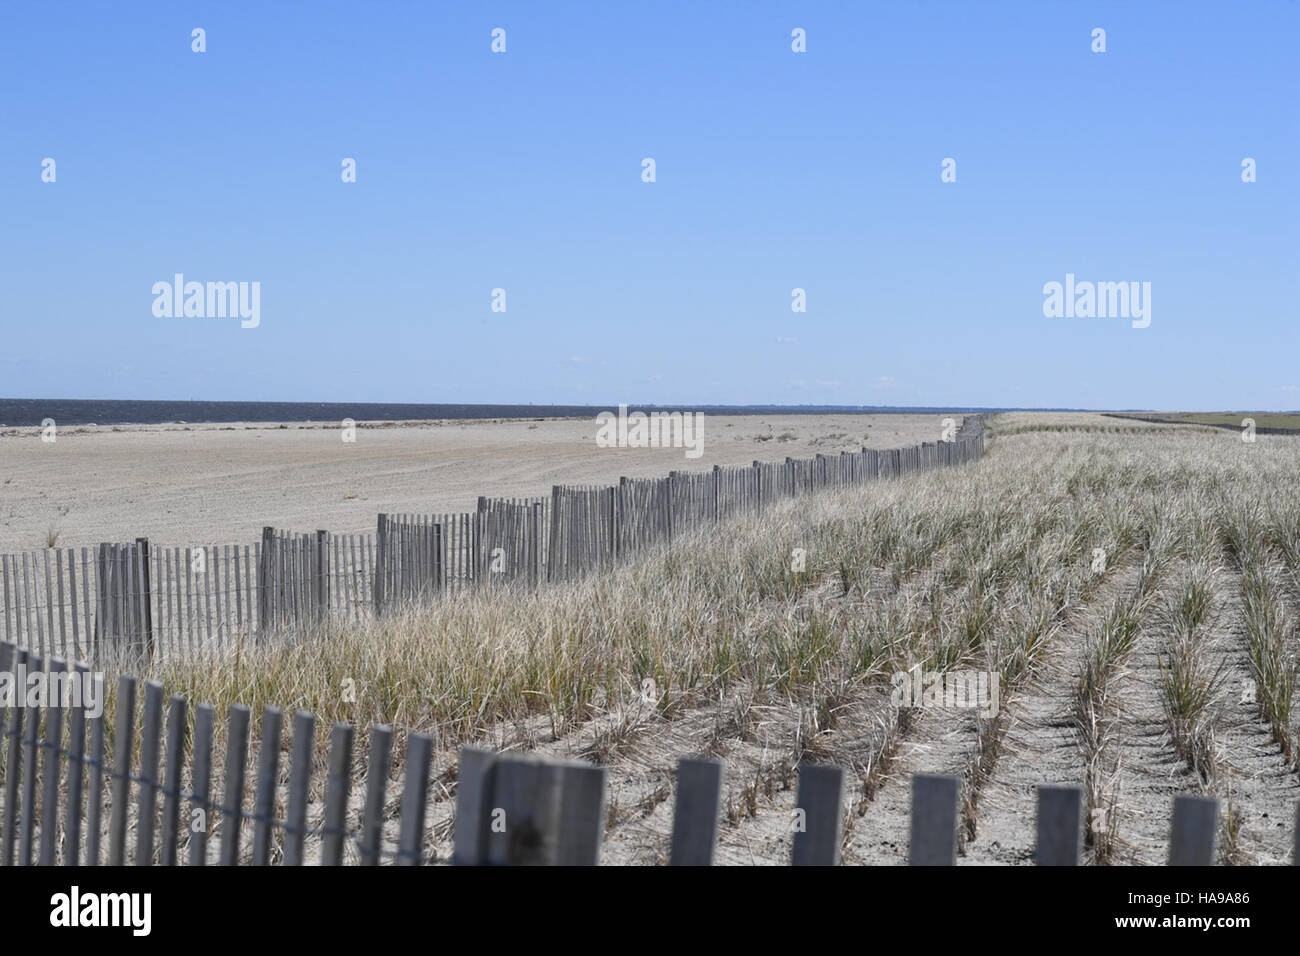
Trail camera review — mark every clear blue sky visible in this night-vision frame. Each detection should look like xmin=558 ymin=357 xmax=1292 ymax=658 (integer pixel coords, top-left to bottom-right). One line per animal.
xmin=2 ymin=1 xmax=1295 ymax=410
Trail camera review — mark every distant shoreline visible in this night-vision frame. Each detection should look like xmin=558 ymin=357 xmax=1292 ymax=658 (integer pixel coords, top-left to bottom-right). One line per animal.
xmin=0 ymin=398 xmax=1077 ymax=428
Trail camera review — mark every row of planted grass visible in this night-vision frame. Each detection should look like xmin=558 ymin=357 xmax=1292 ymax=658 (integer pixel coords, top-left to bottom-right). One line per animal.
xmin=85 ymin=425 xmax=1300 ymax=776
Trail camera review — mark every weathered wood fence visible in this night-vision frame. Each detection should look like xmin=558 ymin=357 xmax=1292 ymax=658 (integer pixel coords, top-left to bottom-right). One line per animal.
xmin=0 ymin=421 xmax=985 ymax=660
xmin=3 ymin=637 xmax=1291 ymax=867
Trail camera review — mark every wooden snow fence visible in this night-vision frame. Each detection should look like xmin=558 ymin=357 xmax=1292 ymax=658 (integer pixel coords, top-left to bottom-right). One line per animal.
xmin=2 ymin=640 xmax=1287 ymax=867
xmin=0 ymin=420 xmax=986 ymax=657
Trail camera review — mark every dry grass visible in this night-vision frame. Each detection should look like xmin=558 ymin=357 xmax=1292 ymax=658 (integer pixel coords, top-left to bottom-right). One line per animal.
xmin=57 ymin=416 xmax=1300 ymax=864
xmin=96 ymin=423 xmax=1298 ymax=757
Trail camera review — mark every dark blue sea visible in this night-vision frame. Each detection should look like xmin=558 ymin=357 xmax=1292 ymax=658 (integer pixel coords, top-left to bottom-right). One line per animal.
xmin=0 ymin=399 xmax=1044 ymax=428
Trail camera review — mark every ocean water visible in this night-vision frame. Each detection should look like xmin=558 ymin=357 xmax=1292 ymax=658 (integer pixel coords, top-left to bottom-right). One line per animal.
xmin=0 ymin=399 xmax=1021 ymax=428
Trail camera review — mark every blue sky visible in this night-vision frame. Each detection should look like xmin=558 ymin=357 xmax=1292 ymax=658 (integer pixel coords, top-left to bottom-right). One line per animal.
xmin=1 ymin=1 xmax=1295 ymax=410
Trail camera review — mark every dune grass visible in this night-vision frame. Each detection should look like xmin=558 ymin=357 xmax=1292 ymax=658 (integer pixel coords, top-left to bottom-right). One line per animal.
xmin=20 ymin=414 xmax=1299 ymax=864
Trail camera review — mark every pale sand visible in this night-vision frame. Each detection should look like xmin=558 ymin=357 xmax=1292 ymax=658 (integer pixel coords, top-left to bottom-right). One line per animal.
xmin=0 ymin=413 xmax=949 ymax=551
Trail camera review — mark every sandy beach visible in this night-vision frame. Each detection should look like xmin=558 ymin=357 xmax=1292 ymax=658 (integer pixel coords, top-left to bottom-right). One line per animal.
xmin=0 ymin=413 xmax=948 ymax=551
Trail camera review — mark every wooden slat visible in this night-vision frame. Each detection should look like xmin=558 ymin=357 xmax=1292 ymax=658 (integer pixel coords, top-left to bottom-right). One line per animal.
xmin=320 ymin=723 xmax=354 ymax=866
xmin=452 ymin=746 xmax=494 ymax=866
xmin=184 ymin=546 xmax=194 ymax=653
xmin=244 ymin=545 xmax=253 ymax=642
xmin=2 ymin=556 xmax=11 ymax=645
xmin=223 ymin=544 xmax=233 ymax=645
xmin=188 ymin=703 xmax=214 ymax=865
xmin=135 ymin=679 xmax=164 ymax=864
xmin=284 ymin=711 xmax=315 ymax=866
xmin=24 ymin=553 xmax=41 ymax=654
xmin=556 ymin=761 xmax=606 ymax=865
xmin=55 ymin=549 xmax=67 ymax=654
xmin=359 ymin=725 xmax=393 ymax=865
xmin=84 ymin=689 xmax=106 ymax=865
xmin=63 ymin=662 xmax=91 ymax=864
xmin=1036 ymin=784 xmax=1083 ymax=866
xmin=791 ymin=763 xmax=845 ymax=866
xmin=44 ymin=549 xmax=55 ymax=650
xmin=68 ymin=549 xmax=80 ymax=659
xmin=670 ymin=757 xmax=724 ymax=866
xmin=251 ymin=707 xmax=283 ymax=865
xmin=396 ymin=732 xmax=433 ymax=866
xmin=212 ymin=544 xmax=223 ymax=647
xmin=19 ymin=655 xmax=48 ymax=864
xmin=1169 ymin=794 xmax=1218 ymax=866
xmin=163 ymin=548 xmax=173 ymax=656
xmin=107 ymin=673 xmax=137 ymax=865
xmin=218 ymin=704 xmax=251 ymax=865
xmin=202 ymin=547 xmax=213 ymax=648
xmin=160 ymin=693 xmax=187 ymax=866
xmin=484 ymin=754 xmax=564 ymax=866
xmin=1 ymin=647 xmax=26 ymax=865
xmin=909 ymin=773 xmax=959 ymax=866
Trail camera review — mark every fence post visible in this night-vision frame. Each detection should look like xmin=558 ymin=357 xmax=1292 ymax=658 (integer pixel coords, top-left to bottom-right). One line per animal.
xmin=397 ymin=733 xmax=434 ymax=866
xmin=18 ymin=652 xmax=43 ymax=865
xmin=315 ymin=531 xmax=330 ymax=623
xmin=556 ymin=762 xmax=607 ymax=865
xmin=284 ymin=711 xmax=316 ymax=866
xmin=85 ymin=690 xmax=106 ymax=865
xmin=159 ymin=693 xmax=187 ymax=866
xmin=792 ymin=763 xmax=845 ymax=865
xmin=0 ymin=647 xmax=15 ymax=869
xmin=909 ymin=773 xmax=959 ymax=865
xmin=374 ymin=514 xmax=389 ymax=616
xmin=1036 ymin=784 xmax=1083 ymax=865
xmin=250 ymin=707 xmax=282 ymax=865
xmin=453 ymin=746 xmax=496 ymax=866
xmin=107 ymin=672 xmax=137 ymax=866
xmin=664 ymin=475 xmax=675 ymax=542
xmin=135 ymin=537 xmax=153 ymax=659
xmin=670 ymin=757 xmax=724 ymax=866
xmin=529 ymin=503 xmax=540 ymax=588
xmin=37 ymin=657 xmax=68 ymax=865
xmin=359 ymin=725 xmax=393 ymax=865
xmin=218 ymin=704 xmax=251 ymax=865
xmin=64 ymin=662 xmax=92 ymax=865
xmin=1169 ymin=794 xmax=1218 ymax=865
xmin=320 ymin=723 xmax=354 ymax=866
xmin=607 ymin=486 xmax=617 ymax=565
xmin=258 ymin=527 xmax=274 ymax=636
xmin=547 ymin=487 xmax=561 ymax=582
xmin=188 ymin=703 xmax=214 ymax=865
xmin=134 ymin=679 xmax=165 ymax=865
xmin=1 ymin=560 xmax=10 ymax=646
xmin=484 ymin=755 xmax=564 ymax=866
